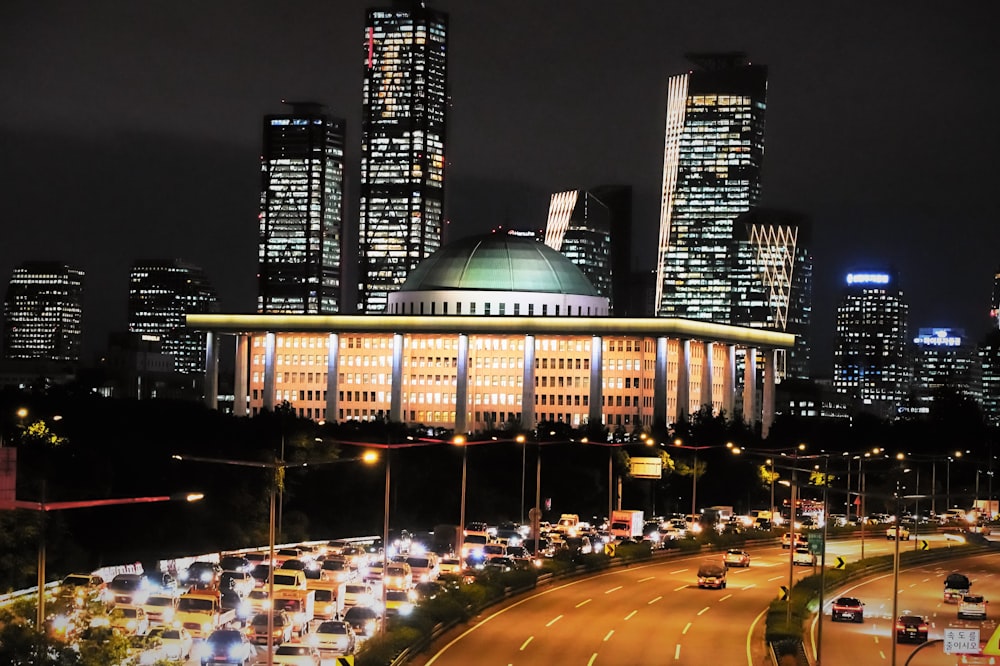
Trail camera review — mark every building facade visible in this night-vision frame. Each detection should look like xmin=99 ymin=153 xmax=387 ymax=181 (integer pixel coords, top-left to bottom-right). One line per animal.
xmin=832 ymin=271 xmax=909 ymax=418
xmin=128 ymin=259 xmax=219 ymax=375
xmin=545 ymin=185 xmax=632 ymax=315
xmin=908 ymin=328 xmax=978 ymax=413
xmin=258 ymin=102 xmax=345 ymax=314
xmin=2 ymin=261 xmax=84 ymax=364
xmin=655 ymin=53 xmax=768 ymax=323
xmin=358 ymin=1 xmax=449 ymax=313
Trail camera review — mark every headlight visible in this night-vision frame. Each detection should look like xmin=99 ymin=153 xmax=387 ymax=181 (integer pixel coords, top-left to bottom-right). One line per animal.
xmin=162 ymin=608 xmax=174 ymax=622
xmin=365 ymin=620 xmax=376 ymax=633
xmin=399 ymin=603 xmax=413 ymax=616
xmin=200 ymin=572 xmax=211 ymax=582
xmin=202 ymin=621 xmax=212 ymax=633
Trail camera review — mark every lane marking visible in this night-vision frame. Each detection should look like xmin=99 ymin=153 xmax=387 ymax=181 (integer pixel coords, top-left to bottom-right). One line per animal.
xmin=682 ymin=622 xmax=692 ymax=634
xmin=720 ymin=594 xmax=732 ymax=601
xmin=648 ymin=596 xmax=662 ymax=605
xmin=670 ymin=569 xmax=689 ymax=574
xmin=742 ymin=584 xmax=756 ymax=590
xmin=698 ymin=606 xmax=710 ymax=616
xmin=767 ymin=575 xmax=783 ymax=582
xmin=587 ymin=653 xmax=598 ymax=666
xmin=576 ymin=599 xmax=591 ymax=608
xmin=909 ymin=583 xmax=917 ymax=588
xmin=605 ymin=586 xmax=622 ymax=594
xmin=873 ymin=636 xmax=879 ymax=644
xmin=922 ymin=578 xmax=930 ymax=582
xmin=546 ymin=615 xmax=562 ymax=627
xmin=746 ymin=606 xmax=768 ymax=666
xmin=674 ymin=585 xmax=687 ymax=591
xmin=520 ymin=636 xmax=533 ymax=651
xmin=625 ymin=610 xmax=637 ymax=620
xmin=674 ymin=644 xmax=681 ymax=660
xmin=638 ymin=576 xmax=654 ymax=582
xmin=603 ymin=630 xmax=614 ymax=642
xmin=879 ymin=650 xmax=886 ymax=660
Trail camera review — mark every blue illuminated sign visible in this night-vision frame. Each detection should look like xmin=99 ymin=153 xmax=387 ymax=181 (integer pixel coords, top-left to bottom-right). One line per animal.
xmin=914 ymin=328 xmax=964 ymax=347
xmin=846 ymin=273 xmax=890 ymax=285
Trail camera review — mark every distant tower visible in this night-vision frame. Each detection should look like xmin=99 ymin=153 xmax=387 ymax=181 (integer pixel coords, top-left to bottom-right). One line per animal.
xmin=832 ymin=271 xmax=909 ymax=418
xmin=2 ymin=261 xmax=84 ymax=363
xmin=909 ymin=328 xmax=978 ymax=410
xmin=258 ymin=101 xmax=345 ymax=314
xmin=545 ymin=185 xmax=632 ymax=314
xmin=656 ymin=53 xmax=768 ymax=322
xmin=128 ymin=259 xmax=219 ymax=375
xmin=732 ymin=208 xmax=813 ymax=379
xmin=358 ymin=1 xmax=449 ymax=313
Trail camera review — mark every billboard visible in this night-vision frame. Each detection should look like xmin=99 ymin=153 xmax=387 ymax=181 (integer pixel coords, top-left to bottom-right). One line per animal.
xmin=630 ymin=456 xmax=663 ymax=479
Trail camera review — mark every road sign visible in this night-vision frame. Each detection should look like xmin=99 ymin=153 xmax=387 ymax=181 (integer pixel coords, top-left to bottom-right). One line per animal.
xmin=779 ymin=585 xmax=789 ymax=601
xmin=606 ymin=543 xmax=617 ymax=558
xmin=920 ymin=539 xmax=929 ymax=551
xmin=834 ymin=556 xmax=846 ymax=570
xmin=944 ymin=628 xmax=981 ymax=655
xmin=807 ymin=531 xmax=824 ymax=555
xmin=983 ymin=622 xmax=1000 ymax=656
xmin=334 ymin=657 xmax=355 ymax=666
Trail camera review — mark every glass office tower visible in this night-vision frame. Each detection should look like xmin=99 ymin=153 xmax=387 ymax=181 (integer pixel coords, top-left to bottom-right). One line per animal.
xmin=833 ymin=271 xmax=910 ymax=418
xmin=129 ymin=259 xmax=219 ymax=375
xmin=2 ymin=261 xmax=84 ymax=363
xmin=258 ymin=102 xmax=345 ymax=314
xmin=655 ymin=53 xmax=768 ymax=322
xmin=545 ymin=185 xmax=632 ymax=315
xmin=358 ymin=1 xmax=448 ymax=313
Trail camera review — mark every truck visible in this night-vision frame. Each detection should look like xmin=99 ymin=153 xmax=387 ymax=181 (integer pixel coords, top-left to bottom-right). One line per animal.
xmin=944 ymin=572 xmax=972 ymax=604
xmin=609 ymin=510 xmax=644 ymax=540
xmin=307 ymin=579 xmax=346 ymax=620
xmin=172 ymin=590 xmax=236 ymax=639
xmin=272 ymin=589 xmax=315 ymax=636
xmin=555 ymin=514 xmax=580 ymax=536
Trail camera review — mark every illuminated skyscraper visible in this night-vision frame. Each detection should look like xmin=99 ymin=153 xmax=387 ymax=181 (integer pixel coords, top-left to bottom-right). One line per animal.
xmin=545 ymin=185 xmax=632 ymax=314
xmin=909 ymin=327 xmax=978 ymax=411
xmin=258 ymin=102 xmax=345 ymax=314
xmin=358 ymin=1 xmax=448 ymax=313
xmin=2 ymin=261 xmax=84 ymax=363
xmin=655 ymin=53 xmax=768 ymax=322
xmin=128 ymin=259 xmax=219 ymax=375
xmin=832 ymin=271 xmax=909 ymax=418
xmin=990 ymin=267 xmax=1000 ymax=329
xmin=732 ymin=208 xmax=812 ymax=379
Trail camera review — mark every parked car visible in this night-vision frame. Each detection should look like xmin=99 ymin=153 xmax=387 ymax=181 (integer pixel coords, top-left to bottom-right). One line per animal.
xmin=831 ymin=597 xmax=864 ymax=622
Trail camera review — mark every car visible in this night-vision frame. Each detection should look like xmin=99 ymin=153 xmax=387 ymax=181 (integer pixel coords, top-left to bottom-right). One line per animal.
xmin=780 ymin=533 xmax=805 ymax=549
xmin=793 ymin=547 xmax=816 ymax=566
xmin=342 ymin=583 xmax=375 ymax=609
xmin=141 ymin=593 xmax=179 ymax=626
xmin=108 ymin=573 xmax=150 ymax=606
xmin=723 ymin=549 xmax=750 ymax=567
xmin=896 ymin=614 xmax=928 ymax=643
xmin=269 ymin=568 xmax=307 ymax=592
xmin=128 ymin=632 xmax=166 ymax=665
xmin=696 ymin=561 xmax=727 ymax=589
xmin=439 ymin=558 xmax=463 ymax=575
xmin=271 ymin=642 xmax=322 ymax=665
xmin=343 ymin=605 xmax=382 ymax=639
xmin=310 ymin=619 xmax=357 ymax=656
xmin=220 ymin=570 xmax=254 ymax=598
xmin=309 ymin=586 xmax=339 ymax=620
xmin=57 ymin=573 xmax=106 ymax=606
xmin=219 ymin=555 xmax=251 ymax=573
xmin=247 ymin=611 xmax=293 ymax=645
xmin=958 ymin=594 xmax=988 ymax=620
xmin=831 ymin=596 xmax=864 ymax=622
xmin=109 ymin=604 xmax=150 ymax=635
xmin=199 ymin=628 xmax=255 ymax=665
xmin=181 ymin=561 xmax=222 ymax=588
xmin=142 ymin=571 xmax=177 ymax=594
xmin=146 ymin=626 xmax=193 ymax=661
xmin=246 ymin=589 xmax=271 ymax=615
xmin=384 ymin=589 xmax=416 ymax=617
xmin=886 ymin=526 xmax=911 ymax=540
xmin=320 ymin=558 xmax=358 ymax=584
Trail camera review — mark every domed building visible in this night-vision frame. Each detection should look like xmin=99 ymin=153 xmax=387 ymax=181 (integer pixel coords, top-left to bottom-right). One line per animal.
xmin=191 ymin=234 xmax=793 ymax=435
xmin=387 ymin=235 xmax=609 ymax=317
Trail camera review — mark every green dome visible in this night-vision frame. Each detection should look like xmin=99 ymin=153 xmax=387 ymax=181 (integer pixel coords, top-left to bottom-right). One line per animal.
xmin=400 ymin=234 xmax=599 ymax=296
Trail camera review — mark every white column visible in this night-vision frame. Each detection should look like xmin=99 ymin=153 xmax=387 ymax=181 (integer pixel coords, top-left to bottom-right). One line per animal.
xmin=653 ymin=337 xmax=669 ymax=426
xmin=263 ymin=332 xmax=276 ymax=412
xmin=723 ymin=344 xmax=736 ymax=418
xmin=743 ymin=347 xmax=758 ymax=427
xmin=325 ymin=333 xmax=339 ymax=423
xmin=589 ymin=336 xmax=603 ymax=428
xmin=762 ymin=348 xmax=777 ymax=438
xmin=700 ymin=341 xmax=714 ymax=413
xmin=676 ymin=339 xmax=690 ymax=423
xmin=521 ymin=335 xmax=536 ymax=429
xmin=390 ymin=333 xmax=403 ymax=423
xmin=455 ymin=333 xmax=469 ymax=434
xmin=204 ymin=331 xmax=219 ymax=410
xmin=233 ymin=334 xmax=249 ymax=417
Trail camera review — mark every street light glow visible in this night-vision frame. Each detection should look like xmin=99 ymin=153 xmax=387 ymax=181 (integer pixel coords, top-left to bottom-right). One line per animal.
xmin=362 ymin=451 xmax=379 ymax=464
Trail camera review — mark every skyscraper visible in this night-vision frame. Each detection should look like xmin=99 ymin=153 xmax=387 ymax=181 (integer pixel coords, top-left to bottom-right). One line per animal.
xmin=909 ymin=327 xmax=978 ymax=411
xmin=990 ymin=267 xmax=1000 ymax=329
xmin=2 ymin=261 xmax=84 ymax=363
xmin=128 ymin=259 xmax=219 ymax=375
xmin=358 ymin=1 xmax=448 ymax=313
xmin=544 ymin=185 xmax=632 ymax=314
xmin=258 ymin=102 xmax=345 ymax=314
xmin=655 ymin=53 xmax=768 ymax=323
xmin=731 ymin=208 xmax=813 ymax=379
xmin=832 ymin=271 xmax=909 ymax=418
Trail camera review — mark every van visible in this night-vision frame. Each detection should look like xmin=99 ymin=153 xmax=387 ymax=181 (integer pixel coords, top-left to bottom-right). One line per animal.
xmin=269 ymin=568 xmax=307 ymax=592
xmin=697 ymin=561 xmax=727 ymax=589
xmin=384 ymin=562 xmax=413 ymax=591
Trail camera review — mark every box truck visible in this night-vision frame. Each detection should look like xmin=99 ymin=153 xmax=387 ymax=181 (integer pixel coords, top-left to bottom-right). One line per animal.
xmin=609 ymin=510 xmax=644 ymax=539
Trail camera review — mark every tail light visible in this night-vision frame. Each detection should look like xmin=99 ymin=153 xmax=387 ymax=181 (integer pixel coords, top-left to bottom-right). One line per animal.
xmin=896 ymin=623 xmax=904 ymax=631
xmin=919 ymin=623 xmax=928 ymax=631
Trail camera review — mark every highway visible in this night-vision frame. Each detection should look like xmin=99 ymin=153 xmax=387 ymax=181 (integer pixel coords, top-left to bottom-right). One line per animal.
xmin=414 ymin=535 xmax=995 ymax=666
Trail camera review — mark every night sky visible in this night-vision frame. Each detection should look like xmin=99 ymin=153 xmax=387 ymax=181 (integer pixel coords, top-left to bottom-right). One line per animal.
xmin=3 ymin=1 xmax=998 ymax=374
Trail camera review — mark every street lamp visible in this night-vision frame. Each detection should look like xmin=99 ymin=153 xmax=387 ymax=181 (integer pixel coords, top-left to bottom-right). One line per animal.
xmin=454 ymin=436 xmax=467 ymax=536
xmin=516 ymin=434 xmax=526 ymax=525
xmin=947 ymin=450 xmax=963 ymax=511
xmin=172 ymin=451 xmax=374 ymax=664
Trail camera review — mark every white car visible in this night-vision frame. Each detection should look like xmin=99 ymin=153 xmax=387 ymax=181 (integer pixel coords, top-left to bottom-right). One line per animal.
xmin=141 ymin=594 xmax=178 ymax=626
xmin=342 ymin=583 xmax=375 ymax=609
xmin=793 ymin=547 xmax=816 ymax=566
xmin=310 ymin=619 xmax=357 ymax=656
xmin=439 ymin=558 xmax=463 ymax=575
xmin=145 ymin=627 xmax=193 ymax=661
xmin=958 ymin=594 xmax=988 ymax=620
xmin=109 ymin=604 xmax=149 ymax=635
xmin=271 ymin=642 xmax=322 ymax=665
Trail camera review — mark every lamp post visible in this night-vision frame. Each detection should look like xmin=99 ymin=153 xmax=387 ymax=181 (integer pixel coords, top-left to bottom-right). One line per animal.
xmin=767 ymin=458 xmax=776 ymax=521
xmin=816 ymin=454 xmax=830 ymax=666
xmin=947 ymin=451 xmax=962 ymax=511
xmin=2 ymin=491 xmax=204 ymax=633
xmin=172 ymin=451 xmax=374 ymax=664
xmin=455 ymin=436 xmax=467 ymax=536
xmin=516 ymin=434 xmax=526 ymax=525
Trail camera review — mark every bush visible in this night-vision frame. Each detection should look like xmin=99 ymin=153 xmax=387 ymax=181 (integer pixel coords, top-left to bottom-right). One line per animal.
xmin=615 ymin=540 xmax=653 ymax=561
xmin=356 ymin=626 xmax=423 ymax=666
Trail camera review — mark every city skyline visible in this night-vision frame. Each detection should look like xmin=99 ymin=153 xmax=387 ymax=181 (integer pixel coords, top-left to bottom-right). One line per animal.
xmin=2 ymin=1 xmax=998 ymax=374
